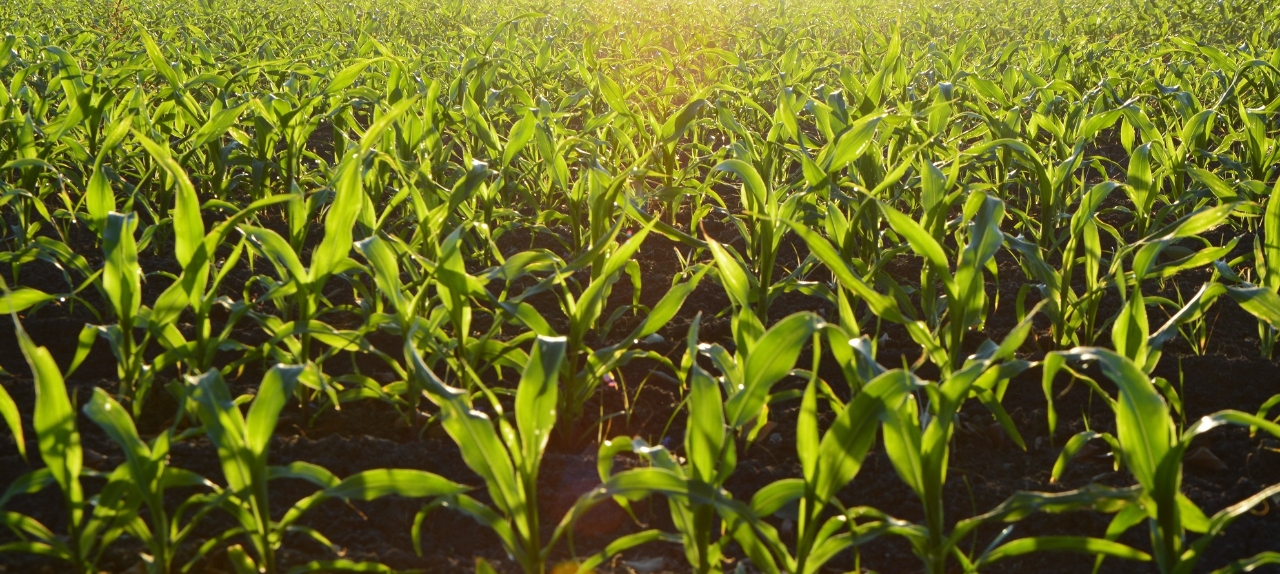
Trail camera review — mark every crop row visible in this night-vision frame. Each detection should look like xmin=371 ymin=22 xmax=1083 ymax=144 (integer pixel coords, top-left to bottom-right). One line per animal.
xmin=4 ymin=0 xmax=1280 ymax=572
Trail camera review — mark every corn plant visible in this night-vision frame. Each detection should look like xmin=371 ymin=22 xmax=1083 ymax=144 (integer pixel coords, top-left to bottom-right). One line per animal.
xmin=81 ymin=389 xmax=220 ymax=574
xmin=406 ymin=334 xmax=571 ymax=574
xmin=188 ymin=364 xmax=466 ymax=574
xmin=580 ymin=312 xmax=851 ymax=574
xmin=131 ymin=130 xmax=282 ymax=376
xmin=706 ymin=154 xmax=819 ymax=323
xmin=1045 ymin=348 xmax=1280 ymax=574
xmin=1246 ymin=177 xmax=1280 ymax=357
xmin=99 ymin=211 xmax=151 ymax=412
xmin=867 ymin=307 xmax=1145 ymax=573
xmin=238 ymin=102 xmax=415 ymax=411
xmin=494 ymin=220 xmax=707 ymax=439
xmin=0 ymin=315 xmax=134 ymax=573
xmin=733 ymin=365 xmax=924 ymax=574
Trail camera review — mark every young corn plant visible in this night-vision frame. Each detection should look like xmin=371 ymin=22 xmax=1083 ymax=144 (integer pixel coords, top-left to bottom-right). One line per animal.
xmin=1045 ymin=348 xmax=1280 ymax=574
xmin=99 ymin=211 xmax=151 ymax=413
xmin=590 ymin=368 xmax=742 ymax=574
xmin=405 ymin=334 xmax=571 ymax=574
xmin=499 ymin=220 xmax=706 ymax=440
xmin=784 ymin=217 xmax=915 ymax=361
xmin=1008 ymin=183 xmax=1240 ymax=348
xmin=356 ymin=226 xmax=540 ymax=430
xmin=735 ymin=365 xmax=925 ymax=574
xmin=133 ymin=132 xmax=297 ymax=379
xmin=868 ymin=308 xmax=1144 ymax=573
xmin=1245 ymin=177 xmax=1280 ymax=357
xmin=239 ymin=105 xmax=415 ymax=412
xmin=188 ymin=365 xmax=466 ymax=574
xmin=81 ymin=388 xmax=221 ymax=574
xmin=879 ymin=190 xmax=1007 ymax=374
xmin=0 ymin=315 xmax=135 ymax=573
xmin=707 ymin=158 xmax=806 ymax=321
xmin=584 ymin=312 xmax=840 ymax=574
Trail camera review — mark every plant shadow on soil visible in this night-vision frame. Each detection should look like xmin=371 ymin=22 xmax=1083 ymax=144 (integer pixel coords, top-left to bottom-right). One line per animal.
xmin=1 ymin=209 xmax=1279 ymax=574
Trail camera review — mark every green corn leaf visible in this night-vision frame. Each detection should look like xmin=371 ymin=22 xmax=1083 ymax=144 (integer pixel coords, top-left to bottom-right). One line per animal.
xmin=628 ymin=266 xmax=709 ymax=341
xmin=187 ymin=103 xmax=250 ymax=150
xmin=502 ymin=112 xmax=538 ymax=168
xmin=1210 ymin=552 xmax=1280 ymax=574
xmin=725 ymin=313 xmax=823 ymax=429
xmin=189 ymin=369 xmax=253 ymax=493
xmin=783 ymin=220 xmax=907 ymax=323
xmin=100 ymin=112 xmax=134 ymax=155
xmin=797 ymin=374 xmax=820 ymax=483
xmin=1226 ymin=285 xmax=1280 ymax=330
xmin=575 ymin=222 xmax=654 ymax=325
xmin=1055 ymin=349 xmax=1173 ymax=489
xmin=325 ymin=469 xmax=466 ymax=501
xmin=880 ymin=203 xmax=952 ymax=283
xmin=1177 ymin=482 xmax=1280 ymax=574
xmin=1178 ymin=110 xmax=1215 ymax=154
xmin=245 ymin=365 xmax=303 ymax=460
xmin=405 ymin=341 xmax=521 ymax=518
xmin=85 ymin=166 xmax=114 ymax=231
xmin=225 ymin=544 xmax=260 ymax=574
xmin=715 ymin=159 xmax=768 ymax=212
xmin=322 ymin=59 xmax=382 ymax=96
xmin=596 ymin=72 xmax=631 ymax=116
xmin=1112 ymin=286 xmax=1149 ymax=367
xmin=356 ymin=96 xmax=420 ymax=157
xmin=136 ymin=24 xmax=183 ymax=89
xmin=1188 ymin=168 xmax=1241 ymax=202
xmin=1050 ymin=431 xmax=1121 ymax=483
xmin=0 ymin=381 xmax=22 ymax=460
xmin=280 ymin=468 xmax=466 ymax=532
xmin=13 ymin=316 xmax=82 ymax=518
xmin=1262 ymin=177 xmax=1280 ymax=290
xmin=514 ymin=336 xmax=566 ymax=468
xmin=205 ymin=194 xmax=296 ymax=255
xmin=1149 ymin=283 xmax=1227 ymax=352
xmin=42 ymin=46 xmax=85 ymax=101
xmin=813 ymin=369 xmax=917 ymax=502
xmin=570 ymin=530 xmax=682 ymax=574
xmin=354 ymin=235 xmax=407 ymax=314
xmin=749 ymin=478 xmax=804 ymax=517
xmin=0 ymin=470 xmax=55 ymax=508
xmin=826 ymin=114 xmax=884 ymax=170
xmin=961 ymin=192 xmax=1005 ymax=272
xmin=266 ymin=458 xmax=340 ymax=486
xmin=134 ymin=133 xmax=203 ymax=268
xmin=1148 ymin=202 xmax=1237 ymax=243
xmin=103 ymin=212 xmax=141 ymax=321
xmin=686 ymin=365 xmax=729 ymax=484
xmin=311 ymin=152 xmax=364 ymax=284
xmin=242 ymin=226 xmax=308 ymax=285
xmin=82 ymin=389 xmax=152 ymax=484
xmin=559 ymin=467 xmax=739 ymax=528
xmin=706 ymin=236 xmax=753 ymax=311
xmin=921 ymin=159 xmax=947 ymax=218
xmin=0 ymin=288 xmax=57 ymax=314
xmin=961 ymin=484 xmax=1142 ymax=534
xmin=660 ymin=98 xmax=708 ymax=143
xmin=1178 ymin=493 xmax=1209 ymax=534
xmin=981 ymin=536 xmax=1151 ymax=565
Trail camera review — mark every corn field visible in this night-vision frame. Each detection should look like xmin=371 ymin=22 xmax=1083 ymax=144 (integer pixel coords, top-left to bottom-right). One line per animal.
xmin=4 ymin=0 xmax=1280 ymax=572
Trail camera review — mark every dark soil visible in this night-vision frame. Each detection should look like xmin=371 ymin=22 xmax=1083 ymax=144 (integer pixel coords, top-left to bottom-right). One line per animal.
xmin=1 ymin=210 xmax=1279 ymax=574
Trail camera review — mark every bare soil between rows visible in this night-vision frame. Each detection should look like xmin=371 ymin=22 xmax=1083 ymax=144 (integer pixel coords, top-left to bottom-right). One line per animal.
xmin=0 ymin=221 xmax=1278 ymax=574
